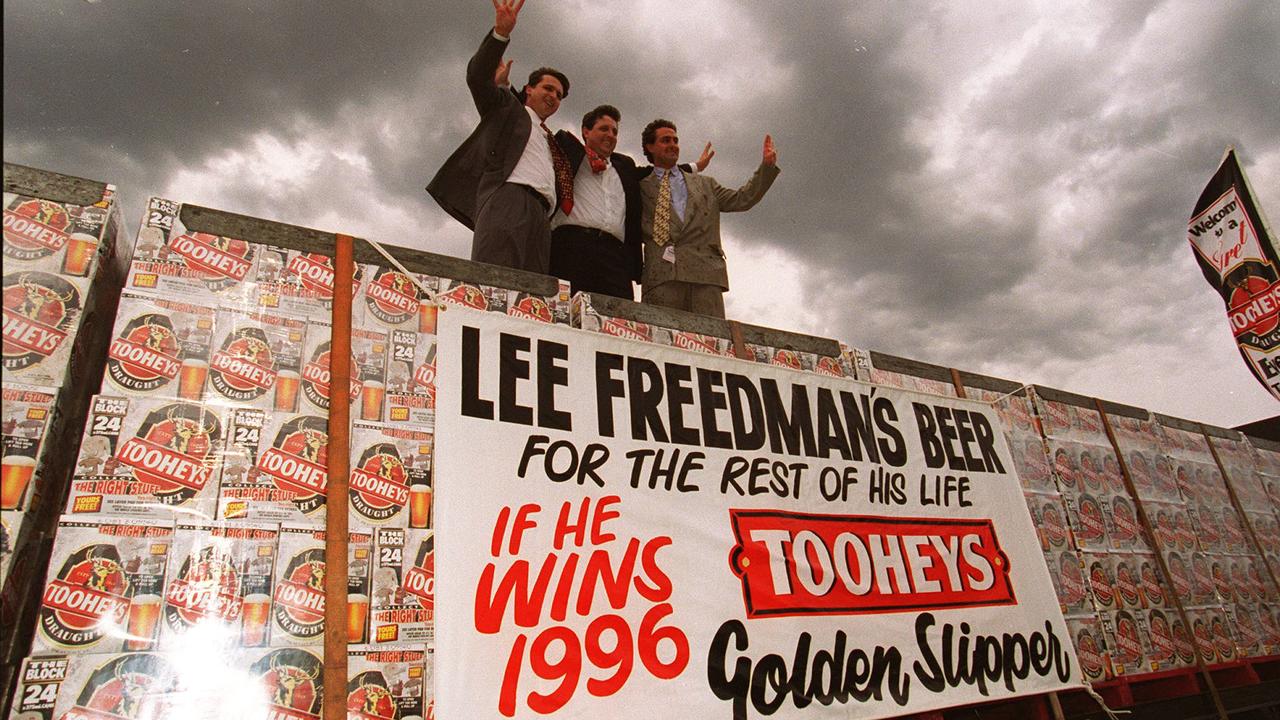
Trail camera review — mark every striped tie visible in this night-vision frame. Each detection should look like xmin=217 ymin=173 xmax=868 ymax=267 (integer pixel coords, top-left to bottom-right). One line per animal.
xmin=653 ymin=171 xmax=672 ymax=247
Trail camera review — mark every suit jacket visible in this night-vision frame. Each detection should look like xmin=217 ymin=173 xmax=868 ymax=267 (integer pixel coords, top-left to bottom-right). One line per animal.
xmin=553 ymin=130 xmax=642 ymax=282
xmin=426 ymin=31 xmax=533 ymax=230
xmin=639 ymin=163 xmax=780 ymax=292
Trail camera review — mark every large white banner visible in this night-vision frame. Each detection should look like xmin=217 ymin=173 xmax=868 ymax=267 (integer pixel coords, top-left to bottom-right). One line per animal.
xmin=434 ymin=309 xmax=1077 ymax=719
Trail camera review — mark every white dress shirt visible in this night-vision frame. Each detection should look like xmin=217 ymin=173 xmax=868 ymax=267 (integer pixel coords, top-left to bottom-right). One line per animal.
xmin=505 ymin=106 xmax=557 ymax=212
xmin=550 ymin=157 xmax=625 ymax=240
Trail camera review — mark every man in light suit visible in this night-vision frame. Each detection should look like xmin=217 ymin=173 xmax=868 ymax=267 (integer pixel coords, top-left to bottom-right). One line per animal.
xmin=426 ymin=0 xmax=572 ymax=274
xmin=638 ymin=119 xmax=779 ymax=318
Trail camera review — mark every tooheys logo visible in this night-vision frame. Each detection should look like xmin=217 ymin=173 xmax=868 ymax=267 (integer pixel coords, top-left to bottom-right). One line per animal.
xmin=1147 ymin=610 xmax=1175 ymax=661
xmin=601 ymin=317 xmax=651 ymax=342
xmin=1172 ymin=619 xmax=1196 ymax=664
xmin=1057 ymin=552 xmax=1087 ymax=605
xmin=3 ymin=198 xmax=71 ymax=260
xmin=273 ymin=548 xmax=326 ymax=638
xmin=1110 ymin=497 xmax=1139 ymax=544
xmin=210 ymin=326 xmax=277 ymax=401
xmin=1192 ymin=556 xmax=1214 ymax=597
xmin=3 ymin=271 xmax=81 ymax=369
xmin=302 ymin=341 xmax=361 ymax=410
xmin=1114 ymin=561 xmax=1142 ymax=607
xmin=1112 ymin=612 xmax=1144 ymax=664
xmin=670 ymin=331 xmax=718 ymax=355
xmin=1140 ymin=562 xmax=1166 ymax=606
xmin=256 ymin=415 xmax=328 ymax=512
xmin=439 ymin=283 xmax=488 ymax=311
xmin=1074 ymin=628 xmax=1106 ymax=679
xmin=287 ymin=252 xmax=360 ymax=299
xmin=347 ymin=671 xmax=397 ymax=720
xmin=40 ymin=545 xmax=132 ymax=648
xmin=1174 ymin=512 xmax=1196 ymax=550
xmin=365 ymin=270 xmax=421 ymax=325
xmin=67 ymin=653 xmax=177 ymax=720
xmin=1074 ymin=494 xmax=1106 ymax=543
xmin=107 ymin=313 xmax=182 ymax=391
xmin=252 ymin=648 xmax=323 ymax=720
xmin=1195 ymin=504 xmax=1222 ymax=545
xmin=413 ymin=358 xmax=436 ymax=397
xmin=1040 ymin=504 xmax=1068 ymax=548
xmin=1088 ymin=561 xmax=1116 ymax=608
xmin=164 ymin=548 xmax=243 ymax=629
xmin=350 ymin=443 xmax=410 ymax=522
xmin=814 ymin=355 xmax=844 ymax=377
xmin=1192 ymin=617 xmax=1215 ymax=660
xmin=402 ymin=537 xmax=435 ymax=610
xmin=509 ymin=295 xmax=552 ymax=323
xmin=772 ymin=349 xmax=802 ymax=369
xmin=115 ymin=403 xmax=220 ymax=504
xmin=1045 ymin=402 xmax=1070 ymax=432
xmin=1210 ymin=616 xmax=1236 ymax=659
xmin=169 ymin=232 xmax=254 ymax=287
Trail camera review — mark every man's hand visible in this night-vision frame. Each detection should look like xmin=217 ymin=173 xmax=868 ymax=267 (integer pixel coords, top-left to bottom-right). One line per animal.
xmin=493 ymin=0 xmax=525 ymax=37
xmin=695 ymin=142 xmax=715 ymax=172
xmin=494 ymin=59 xmax=513 ymax=87
xmin=762 ymin=134 xmax=777 ymax=166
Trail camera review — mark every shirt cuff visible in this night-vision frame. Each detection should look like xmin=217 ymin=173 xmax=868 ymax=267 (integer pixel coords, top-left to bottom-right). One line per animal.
xmin=492 ymin=29 xmax=510 ymax=42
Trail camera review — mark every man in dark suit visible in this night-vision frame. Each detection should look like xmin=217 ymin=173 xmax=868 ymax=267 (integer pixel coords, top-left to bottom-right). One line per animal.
xmin=426 ymin=0 xmax=572 ymax=274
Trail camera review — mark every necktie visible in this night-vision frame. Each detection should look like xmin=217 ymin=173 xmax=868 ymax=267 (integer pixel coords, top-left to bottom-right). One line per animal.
xmin=585 ymin=147 xmax=608 ymax=174
xmin=543 ymin=123 xmax=574 ymax=215
xmin=653 ymin=170 xmax=672 ymax=247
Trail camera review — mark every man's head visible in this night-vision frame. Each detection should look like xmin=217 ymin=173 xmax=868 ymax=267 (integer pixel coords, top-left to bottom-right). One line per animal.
xmin=524 ymin=67 xmax=569 ymax=120
xmin=642 ymin=119 xmax=679 ymax=168
xmin=582 ymin=105 xmax=620 ymax=158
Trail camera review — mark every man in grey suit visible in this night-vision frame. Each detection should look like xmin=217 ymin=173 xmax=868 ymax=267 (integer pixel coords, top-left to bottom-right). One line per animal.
xmin=426 ymin=0 xmax=572 ymax=273
xmin=638 ymin=119 xmax=780 ymax=318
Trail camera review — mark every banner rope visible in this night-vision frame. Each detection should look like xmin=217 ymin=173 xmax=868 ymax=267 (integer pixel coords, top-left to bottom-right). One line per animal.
xmin=362 ymin=234 xmax=443 ymax=307
xmin=1082 ymin=682 xmax=1128 ymax=720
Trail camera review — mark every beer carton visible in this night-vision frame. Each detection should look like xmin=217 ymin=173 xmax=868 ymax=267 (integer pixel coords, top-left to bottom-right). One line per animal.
xmin=297 ymin=320 xmax=387 ymax=421
xmin=2 ymin=191 xmax=109 ymax=279
xmin=361 ymin=265 xmax=432 ymax=334
xmin=205 ymin=307 xmax=307 ymax=412
xmin=8 ymin=652 xmax=183 ymax=720
xmin=1100 ymin=609 xmax=1148 ymax=675
xmin=571 ymin=292 xmax=654 ymax=341
xmin=654 ymin=327 xmax=732 ymax=357
xmin=350 ymin=422 xmax=433 ymax=528
xmin=126 ymin=196 xmax=266 ymax=306
xmin=347 ymin=645 xmax=429 ymax=720
xmin=370 ymin=528 xmax=434 ymax=645
xmin=218 ymin=408 xmax=328 ymax=525
xmin=2 ymin=383 xmax=58 ymax=513
xmin=506 ymin=290 xmax=559 ymax=325
xmin=256 ymin=249 xmax=365 ymax=322
xmin=436 ymin=278 xmax=509 ymax=315
xmin=159 ymin=520 xmax=279 ymax=649
xmin=101 ymin=291 xmax=216 ymax=401
xmin=67 ymin=396 xmax=224 ymax=520
xmin=2 ymin=269 xmax=91 ymax=387
xmin=33 ymin=516 xmax=174 ymax=655
xmin=1065 ymin=612 xmax=1111 ymax=682
xmin=270 ymin=523 xmax=371 ymax=647
xmin=239 ymin=646 xmax=325 ymax=719
xmin=384 ymin=331 xmax=436 ymax=428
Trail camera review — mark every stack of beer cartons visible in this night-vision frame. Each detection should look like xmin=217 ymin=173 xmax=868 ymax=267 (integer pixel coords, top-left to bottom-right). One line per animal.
xmin=1 ymin=167 xmax=127 ymax=701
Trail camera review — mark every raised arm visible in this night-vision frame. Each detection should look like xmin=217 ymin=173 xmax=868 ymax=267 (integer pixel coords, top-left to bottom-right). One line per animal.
xmin=713 ymin=135 xmax=781 ymax=212
xmin=465 ymin=0 xmax=527 ymax=115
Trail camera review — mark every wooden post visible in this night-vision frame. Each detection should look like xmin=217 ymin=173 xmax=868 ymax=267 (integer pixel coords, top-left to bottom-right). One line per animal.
xmin=1093 ymin=399 xmax=1229 ymax=720
xmin=324 ymin=233 xmax=355 ymax=720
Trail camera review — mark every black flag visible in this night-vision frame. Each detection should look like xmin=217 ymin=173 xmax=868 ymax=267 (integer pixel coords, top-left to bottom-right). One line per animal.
xmin=1187 ymin=148 xmax=1280 ymax=401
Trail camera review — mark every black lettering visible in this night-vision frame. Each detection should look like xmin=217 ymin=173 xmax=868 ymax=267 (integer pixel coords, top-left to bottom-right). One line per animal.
xmin=972 ymin=413 xmax=1006 ymax=474
xmin=761 ymin=380 xmax=816 ymax=457
xmin=665 ymin=362 xmax=699 ymax=446
xmin=697 ymin=368 xmax=733 ymax=449
xmin=816 ymin=388 xmax=852 ymax=460
xmin=840 ymin=391 xmax=878 ymax=463
xmin=499 ymin=333 xmax=532 ymax=425
xmin=595 ymin=352 xmax=625 ymax=438
xmin=536 ymin=340 xmax=571 ymax=431
xmin=727 ymin=374 xmax=765 ymax=451
xmin=627 ymin=358 xmax=668 ymax=442
xmin=460 ymin=325 xmax=493 ymax=419
xmin=874 ymin=398 xmax=907 ymax=466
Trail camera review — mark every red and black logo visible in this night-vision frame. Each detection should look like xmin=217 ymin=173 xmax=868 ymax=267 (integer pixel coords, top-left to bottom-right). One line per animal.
xmin=1172 ymin=617 xmax=1197 ymax=665
xmin=1114 ymin=558 xmax=1142 ymax=608
xmin=350 ymin=442 xmax=411 ymax=523
xmin=601 ymin=317 xmax=651 ymax=342
xmin=509 ymin=294 xmax=553 ymax=324
xmin=302 ymin=341 xmax=361 ymax=410
xmin=272 ymin=548 xmax=327 ymax=640
xmin=115 ymin=402 xmax=221 ymax=504
xmin=1074 ymin=625 xmax=1107 ymax=680
xmin=3 ymin=271 xmax=82 ymax=370
xmin=107 ymin=313 xmax=182 ymax=392
xmin=210 ymin=326 xmax=277 ymax=402
xmin=1057 ymin=551 xmax=1087 ymax=608
xmin=438 ymin=282 xmax=489 ymax=311
xmin=1110 ymin=496 xmax=1140 ymax=546
xmin=287 ymin=252 xmax=361 ymax=301
xmin=402 ymin=535 xmax=435 ymax=612
xmin=1039 ymin=501 xmax=1069 ymax=549
xmin=347 ymin=670 xmax=397 ymax=720
xmin=3 ymin=198 xmax=72 ymax=261
xmin=164 ymin=546 xmax=242 ymax=631
xmin=1147 ymin=609 xmax=1175 ymax=664
xmin=1073 ymin=493 xmax=1107 ymax=546
xmin=257 ymin=415 xmax=328 ymax=516
xmin=1111 ymin=610 xmax=1145 ymax=667
xmin=251 ymin=647 xmax=323 ymax=719
xmin=40 ymin=544 xmax=132 ymax=648
xmin=70 ymin=653 xmax=178 ymax=719
xmin=365 ymin=269 xmax=422 ymax=326
xmin=1088 ymin=559 xmax=1116 ymax=609
xmin=1210 ymin=614 xmax=1237 ymax=661
xmin=169 ymin=231 xmax=255 ymax=290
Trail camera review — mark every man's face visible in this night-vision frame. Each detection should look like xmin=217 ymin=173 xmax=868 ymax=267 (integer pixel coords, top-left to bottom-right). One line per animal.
xmin=524 ymin=74 xmax=564 ymax=120
xmin=583 ymin=115 xmax=618 ymax=158
xmin=646 ymin=126 xmax=679 ymax=168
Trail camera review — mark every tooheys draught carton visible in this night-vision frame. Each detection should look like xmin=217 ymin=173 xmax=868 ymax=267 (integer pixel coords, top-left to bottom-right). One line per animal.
xmin=298 ymin=320 xmax=388 ymax=421
xmin=2 ymin=383 xmax=58 ymax=514
xmin=231 ymin=646 xmax=324 ymax=720
xmin=270 ymin=523 xmax=372 ymax=647
xmin=66 ymin=396 xmax=224 ymax=519
xmin=33 ymin=516 xmax=173 ymax=655
xmin=2 ymin=191 xmax=111 ymax=279
xmin=218 ymin=408 xmax=328 ymax=525
xmin=205 ymin=307 xmax=307 ymax=412
xmin=350 ymin=422 xmax=432 ymax=528
xmin=2 ymin=269 xmax=91 ymax=387
xmin=159 ymin=520 xmax=279 ymax=650
xmin=369 ymin=528 xmax=434 ymax=645
xmin=436 ymin=277 xmax=510 ymax=315
xmin=101 ymin=291 xmax=216 ymax=401
xmin=361 ymin=265 xmax=432 ymax=334
xmin=256 ymin=249 xmax=365 ymax=321
xmin=347 ymin=645 xmax=429 ymax=720
xmin=126 ymin=197 xmax=263 ymax=306
xmin=8 ymin=652 xmax=182 ymax=720
xmin=66 ymin=394 xmax=225 ymax=517
xmin=384 ymin=331 xmax=436 ymax=428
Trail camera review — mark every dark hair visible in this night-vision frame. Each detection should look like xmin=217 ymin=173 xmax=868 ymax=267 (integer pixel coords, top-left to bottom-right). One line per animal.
xmin=641 ymin=119 xmax=676 ymax=161
xmin=582 ymin=105 xmax=621 ymax=132
xmin=526 ymin=67 xmax=569 ymax=98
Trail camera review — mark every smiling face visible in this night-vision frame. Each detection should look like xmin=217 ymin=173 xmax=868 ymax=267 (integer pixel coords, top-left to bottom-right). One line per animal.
xmin=583 ymin=114 xmax=619 ymax=158
xmin=524 ymin=73 xmax=564 ymax=120
xmin=646 ymin=126 xmax=680 ymax=169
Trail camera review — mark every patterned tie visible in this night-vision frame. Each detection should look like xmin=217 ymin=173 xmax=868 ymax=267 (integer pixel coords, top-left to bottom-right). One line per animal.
xmin=542 ymin=123 xmax=574 ymax=215
xmin=653 ymin=170 xmax=672 ymax=247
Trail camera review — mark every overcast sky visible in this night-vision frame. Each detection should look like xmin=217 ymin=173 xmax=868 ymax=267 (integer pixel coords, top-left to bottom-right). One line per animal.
xmin=5 ymin=0 xmax=1278 ymax=428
